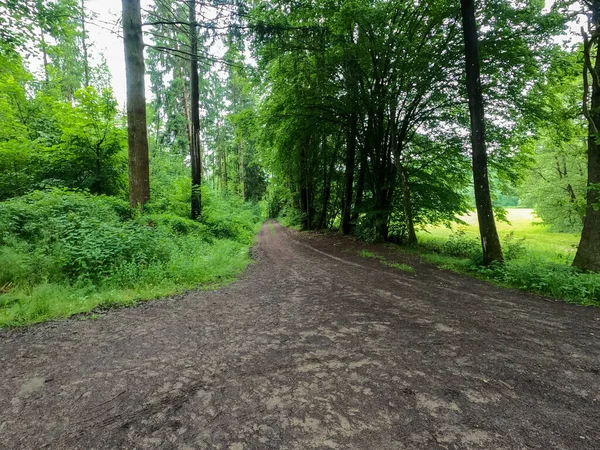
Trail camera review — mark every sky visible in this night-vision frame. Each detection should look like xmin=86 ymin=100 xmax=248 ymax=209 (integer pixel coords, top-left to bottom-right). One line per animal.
xmin=79 ymin=0 xmax=570 ymax=107
xmin=85 ymin=0 xmax=152 ymax=106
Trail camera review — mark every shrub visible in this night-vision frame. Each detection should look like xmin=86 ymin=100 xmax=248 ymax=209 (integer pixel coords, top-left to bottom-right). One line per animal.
xmin=0 ymin=188 xmax=263 ymax=326
xmin=441 ymin=229 xmax=480 ymax=258
xmin=503 ymin=232 xmax=527 ymax=261
xmin=474 ymin=259 xmax=600 ymax=306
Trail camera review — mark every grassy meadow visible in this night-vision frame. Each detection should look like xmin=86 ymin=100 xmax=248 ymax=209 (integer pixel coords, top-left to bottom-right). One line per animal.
xmin=402 ymin=209 xmax=600 ymax=306
xmin=419 ymin=209 xmax=580 ymax=264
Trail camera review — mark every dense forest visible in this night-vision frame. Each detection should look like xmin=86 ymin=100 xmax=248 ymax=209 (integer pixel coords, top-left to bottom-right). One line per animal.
xmin=1 ymin=0 xmax=600 ymax=326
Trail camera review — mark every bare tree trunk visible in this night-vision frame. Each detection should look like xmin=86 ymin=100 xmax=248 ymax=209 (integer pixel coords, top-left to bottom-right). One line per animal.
xmin=574 ymin=7 xmax=600 ymax=271
xmin=300 ymin=137 xmax=311 ymax=230
xmin=318 ymin=137 xmax=336 ymax=229
xmin=189 ymin=0 xmax=202 ymax=219
xmin=240 ymin=138 xmax=246 ymax=200
xmin=122 ymin=0 xmax=150 ymax=209
xmin=399 ymin=164 xmax=417 ymax=245
xmin=80 ymin=0 xmax=90 ymax=86
xmin=341 ymin=113 xmax=357 ymax=234
xmin=460 ymin=0 xmax=503 ymax=265
xmin=179 ymin=65 xmax=192 ymax=155
xmin=352 ymin=147 xmax=367 ymax=223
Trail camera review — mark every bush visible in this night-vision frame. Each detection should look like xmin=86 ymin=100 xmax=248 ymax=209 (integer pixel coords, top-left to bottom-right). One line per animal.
xmin=441 ymin=229 xmax=480 ymax=258
xmin=474 ymin=259 xmax=600 ymax=306
xmin=0 ymin=188 xmax=263 ymax=326
xmin=503 ymin=232 xmax=527 ymax=261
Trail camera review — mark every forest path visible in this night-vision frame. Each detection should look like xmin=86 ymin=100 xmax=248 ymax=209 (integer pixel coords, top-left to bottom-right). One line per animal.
xmin=1 ymin=222 xmax=600 ymax=449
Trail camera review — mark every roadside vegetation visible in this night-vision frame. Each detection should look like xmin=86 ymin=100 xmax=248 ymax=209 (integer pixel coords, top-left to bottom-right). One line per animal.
xmin=408 ymin=210 xmax=600 ymax=306
xmin=0 ymin=189 xmax=261 ymax=327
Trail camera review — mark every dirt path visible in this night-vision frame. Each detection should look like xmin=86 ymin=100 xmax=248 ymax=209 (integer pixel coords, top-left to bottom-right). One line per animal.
xmin=1 ymin=222 xmax=599 ymax=449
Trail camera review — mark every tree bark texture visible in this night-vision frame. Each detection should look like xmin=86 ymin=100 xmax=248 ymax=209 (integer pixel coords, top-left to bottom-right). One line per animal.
xmin=341 ymin=113 xmax=357 ymax=234
xmin=122 ymin=0 xmax=150 ymax=209
xmin=460 ymin=0 xmax=503 ymax=264
xmin=189 ymin=0 xmax=202 ymax=219
xmin=574 ymin=4 xmax=600 ymax=271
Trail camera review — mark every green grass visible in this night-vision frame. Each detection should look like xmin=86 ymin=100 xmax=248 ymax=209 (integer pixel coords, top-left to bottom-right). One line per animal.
xmin=359 ymin=249 xmax=415 ymax=274
xmin=402 ymin=209 xmax=600 ymax=306
xmin=419 ymin=209 xmax=580 ymax=264
xmin=0 ymin=233 xmax=258 ymax=328
xmin=0 ymin=189 xmax=263 ymax=328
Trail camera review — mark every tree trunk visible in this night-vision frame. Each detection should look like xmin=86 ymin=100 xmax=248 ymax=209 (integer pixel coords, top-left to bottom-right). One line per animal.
xmin=399 ymin=164 xmax=417 ymax=246
xmin=80 ymin=0 xmax=90 ymax=86
xmin=122 ymin=0 xmax=150 ymax=209
xmin=189 ymin=0 xmax=202 ymax=219
xmin=460 ymin=0 xmax=503 ymax=265
xmin=300 ymin=137 xmax=311 ymax=230
xmin=240 ymin=138 xmax=246 ymax=200
xmin=35 ymin=0 xmax=49 ymax=85
xmin=574 ymin=7 xmax=600 ymax=271
xmin=341 ymin=113 xmax=357 ymax=234
xmin=179 ymin=65 xmax=192 ymax=155
xmin=318 ymin=138 xmax=336 ymax=229
xmin=352 ymin=147 xmax=367 ymax=223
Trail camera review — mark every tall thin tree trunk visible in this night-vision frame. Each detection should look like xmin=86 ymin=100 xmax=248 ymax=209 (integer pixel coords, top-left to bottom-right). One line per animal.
xmin=240 ymin=138 xmax=245 ymax=200
xmin=318 ymin=138 xmax=336 ymax=229
xmin=300 ymin=137 xmax=311 ymax=230
xmin=189 ymin=0 xmax=202 ymax=219
xmin=80 ymin=0 xmax=90 ymax=86
xmin=460 ymin=0 xmax=503 ymax=264
xmin=574 ymin=9 xmax=600 ymax=271
xmin=122 ymin=0 xmax=150 ymax=209
xmin=341 ymin=113 xmax=357 ymax=234
xmin=352 ymin=147 xmax=367 ymax=223
xmin=179 ymin=65 xmax=192 ymax=155
xmin=399 ymin=164 xmax=417 ymax=245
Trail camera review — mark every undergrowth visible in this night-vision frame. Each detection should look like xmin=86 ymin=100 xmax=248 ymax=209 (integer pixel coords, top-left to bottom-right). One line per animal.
xmin=0 ymin=188 xmax=263 ymax=327
xmin=411 ymin=231 xmax=600 ymax=306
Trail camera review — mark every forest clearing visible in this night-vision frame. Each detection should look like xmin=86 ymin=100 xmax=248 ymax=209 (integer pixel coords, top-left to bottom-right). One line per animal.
xmin=421 ymin=208 xmax=580 ymax=263
xmin=2 ymin=0 xmax=600 ymax=447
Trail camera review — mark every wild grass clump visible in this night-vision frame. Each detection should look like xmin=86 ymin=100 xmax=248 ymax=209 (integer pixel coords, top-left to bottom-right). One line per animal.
xmin=0 ymin=188 xmax=262 ymax=327
xmin=359 ymin=249 xmax=415 ymax=274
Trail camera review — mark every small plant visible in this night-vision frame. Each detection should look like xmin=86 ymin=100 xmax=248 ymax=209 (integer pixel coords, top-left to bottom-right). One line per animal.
xmin=441 ymin=229 xmax=480 ymax=258
xmin=359 ymin=249 xmax=415 ymax=274
xmin=359 ymin=249 xmax=383 ymax=259
xmin=385 ymin=262 xmax=415 ymax=273
xmin=503 ymin=232 xmax=527 ymax=261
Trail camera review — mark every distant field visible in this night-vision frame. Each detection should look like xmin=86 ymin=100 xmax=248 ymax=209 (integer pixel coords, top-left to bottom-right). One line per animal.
xmin=418 ymin=209 xmax=580 ymax=263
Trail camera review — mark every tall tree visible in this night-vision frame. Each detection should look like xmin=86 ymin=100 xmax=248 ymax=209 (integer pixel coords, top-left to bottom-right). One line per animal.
xmin=122 ymin=0 xmax=150 ymax=209
xmin=80 ymin=0 xmax=89 ymax=86
xmin=460 ymin=0 xmax=503 ymax=264
xmin=189 ymin=0 xmax=202 ymax=219
xmin=574 ymin=1 xmax=600 ymax=271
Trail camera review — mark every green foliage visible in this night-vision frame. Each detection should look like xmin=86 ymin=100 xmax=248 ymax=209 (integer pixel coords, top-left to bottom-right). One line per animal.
xmin=520 ymin=50 xmax=587 ymax=232
xmin=0 ymin=189 xmax=262 ymax=327
xmin=0 ymin=80 xmax=127 ymax=200
xmin=415 ymin=220 xmax=600 ymax=306
xmin=439 ymin=229 xmax=481 ymax=259
xmin=503 ymin=232 xmax=527 ymax=261
xmin=359 ymin=249 xmax=415 ymax=273
xmin=475 ymin=261 xmax=600 ymax=306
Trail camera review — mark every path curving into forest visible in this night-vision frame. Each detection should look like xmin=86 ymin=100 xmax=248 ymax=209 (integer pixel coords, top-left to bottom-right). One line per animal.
xmin=1 ymin=222 xmax=599 ymax=449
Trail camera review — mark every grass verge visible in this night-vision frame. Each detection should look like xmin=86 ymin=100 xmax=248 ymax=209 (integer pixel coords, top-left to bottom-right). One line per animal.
xmin=359 ymin=249 xmax=415 ymax=274
xmin=0 ymin=189 xmax=263 ymax=327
